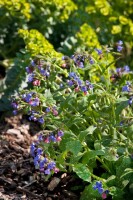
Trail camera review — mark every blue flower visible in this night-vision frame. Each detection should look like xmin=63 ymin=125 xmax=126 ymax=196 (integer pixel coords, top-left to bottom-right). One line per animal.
xmin=13 ymin=110 xmax=17 ymax=115
xmin=38 ymin=117 xmax=45 ymax=124
xmin=58 ymin=130 xmax=64 ymax=137
xmin=31 ymin=60 xmax=36 ymax=67
xmin=68 ymin=80 xmax=74 ymax=87
xmin=123 ymin=65 xmax=130 ymax=72
xmin=116 ymin=68 xmax=122 ymax=73
xmin=29 ymin=97 xmax=40 ymax=106
xmin=44 ymin=168 xmax=51 ymax=175
xmin=37 ymin=148 xmax=43 ymax=155
xmin=22 ymin=92 xmax=33 ymax=103
xmin=39 ymin=158 xmax=48 ymax=169
xmin=95 ymin=48 xmax=102 ymax=55
xmin=93 ymin=181 xmax=104 ymax=194
xmin=117 ymin=40 xmax=123 ymax=45
xmin=69 ymin=72 xmax=76 ymax=78
xmin=30 ymin=143 xmax=36 ymax=157
xmin=47 ymin=161 xmax=56 ymax=170
xmin=89 ymin=57 xmax=94 ymax=64
xmin=128 ymin=97 xmax=133 ymax=105
xmin=28 ymin=74 xmax=34 ymax=82
xmin=117 ymin=41 xmax=123 ymax=52
xmin=46 ymin=107 xmax=51 ymax=112
xmin=81 ymin=86 xmax=87 ymax=92
xmin=122 ymin=85 xmax=130 ymax=92
xmin=49 ymin=135 xmax=56 ymax=142
xmin=34 ymin=155 xmax=40 ymax=166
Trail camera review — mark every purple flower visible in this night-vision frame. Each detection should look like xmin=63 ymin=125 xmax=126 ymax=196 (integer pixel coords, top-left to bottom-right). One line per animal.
xmin=117 ymin=41 xmax=123 ymax=52
xmin=11 ymin=102 xmax=19 ymax=109
xmin=22 ymin=92 xmax=33 ymax=103
xmin=93 ymin=181 xmax=104 ymax=194
xmin=44 ymin=168 xmax=51 ymax=175
xmin=81 ymin=86 xmax=87 ymax=92
xmin=128 ymin=97 xmax=133 ymax=105
xmin=47 ymin=161 xmax=56 ymax=170
xmin=122 ymin=85 xmax=130 ymax=92
xmin=58 ymin=130 xmax=64 ymax=137
xmin=78 ymin=61 xmax=84 ymax=68
xmin=68 ymin=80 xmax=74 ymax=87
xmin=117 ymin=46 xmax=123 ymax=52
xmin=77 ymin=79 xmax=82 ymax=86
xmin=37 ymin=135 xmax=43 ymax=142
xmin=38 ymin=117 xmax=45 ymax=124
xmin=13 ymin=110 xmax=17 ymax=115
xmin=30 ymin=143 xmax=36 ymax=157
xmin=116 ymin=68 xmax=122 ymax=73
xmin=39 ymin=158 xmax=48 ymax=169
xmin=89 ymin=57 xmax=94 ymax=64
xmin=95 ymin=48 xmax=102 ymax=55
xmin=34 ymin=155 xmax=40 ymax=166
xmin=123 ymin=65 xmax=130 ymax=72
xmin=49 ymin=135 xmax=56 ymax=142
xmin=118 ymin=40 xmax=123 ymax=45
xmin=28 ymin=74 xmax=34 ymax=82
xmin=29 ymin=97 xmax=40 ymax=106
xmin=31 ymin=60 xmax=36 ymax=67
xmin=46 ymin=107 xmax=51 ymax=112
xmin=37 ymin=148 xmax=43 ymax=155
xmin=40 ymin=68 xmax=46 ymax=75
xmin=69 ymin=72 xmax=76 ymax=78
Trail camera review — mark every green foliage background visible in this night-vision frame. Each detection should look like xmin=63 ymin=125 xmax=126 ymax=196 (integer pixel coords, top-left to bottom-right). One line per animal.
xmin=0 ymin=0 xmax=133 ymax=111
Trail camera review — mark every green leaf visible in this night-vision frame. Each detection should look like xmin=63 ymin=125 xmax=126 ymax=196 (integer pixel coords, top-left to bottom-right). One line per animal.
xmin=115 ymin=98 xmax=129 ymax=116
xmin=73 ymin=163 xmax=91 ymax=182
xmin=82 ymin=150 xmax=105 ymax=161
xmin=79 ymin=126 xmax=97 ymax=141
xmin=66 ymin=140 xmax=82 ymax=155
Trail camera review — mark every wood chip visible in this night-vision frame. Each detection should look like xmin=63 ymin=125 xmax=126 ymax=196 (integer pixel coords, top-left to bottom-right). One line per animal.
xmin=47 ymin=177 xmax=60 ymax=191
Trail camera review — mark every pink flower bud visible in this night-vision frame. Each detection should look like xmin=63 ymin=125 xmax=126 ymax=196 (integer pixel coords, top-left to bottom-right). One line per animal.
xmin=52 ymin=109 xmax=58 ymax=116
xmin=54 ymin=167 xmax=59 ymax=173
xmin=33 ymin=80 xmax=41 ymax=86
xmin=75 ymin=87 xmax=80 ymax=92
xmin=44 ymin=138 xmax=50 ymax=143
xmin=61 ymin=63 xmax=67 ymax=68
xmin=56 ymin=136 xmax=62 ymax=142
xmin=102 ymin=193 xmax=107 ymax=199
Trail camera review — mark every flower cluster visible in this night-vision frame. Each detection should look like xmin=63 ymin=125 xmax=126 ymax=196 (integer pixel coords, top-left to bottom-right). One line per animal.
xmin=67 ymin=72 xmax=93 ymax=95
xmin=71 ymin=53 xmax=95 ymax=67
xmin=26 ymin=60 xmax=50 ymax=86
xmin=110 ymin=65 xmax=131 ymax=82
xmin=11 ymin=90 xmax=58 ymax=124
xmin=122 ymin=82 xmax=131 ymax=92
xmin=116 ymin=65 xmax=130 ymax=75
xmin=93 ymin=181 xmax=109 ymax=199
xmin=116 ymin=40 xmax=123 ymax=52
xmin=30 ymin=130 xmax=64 ymax=175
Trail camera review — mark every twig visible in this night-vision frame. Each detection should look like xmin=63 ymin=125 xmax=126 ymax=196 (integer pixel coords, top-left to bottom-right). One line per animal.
xmin=16 ymin=186 xmax=42 ymax=199
xmin=22 ymin=180 xmax=37 ymax=188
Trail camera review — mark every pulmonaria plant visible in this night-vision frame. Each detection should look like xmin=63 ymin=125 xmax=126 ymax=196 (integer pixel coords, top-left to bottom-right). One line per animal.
xmin=11 ymin=41 xmax=133 ymax=200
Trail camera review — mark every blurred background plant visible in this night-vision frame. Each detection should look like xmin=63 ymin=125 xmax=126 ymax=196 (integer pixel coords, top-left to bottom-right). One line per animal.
xmin=0 ymin=0 xmax=133 ymax=112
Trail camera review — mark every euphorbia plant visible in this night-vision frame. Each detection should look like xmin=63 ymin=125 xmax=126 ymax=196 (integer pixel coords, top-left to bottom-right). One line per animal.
xmin=12 ymin=41 xmax=133 ymax=199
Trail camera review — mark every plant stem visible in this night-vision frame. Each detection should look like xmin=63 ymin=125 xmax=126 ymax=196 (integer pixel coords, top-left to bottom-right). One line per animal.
xmin=96 ymin=156 xmax=111 ymax=174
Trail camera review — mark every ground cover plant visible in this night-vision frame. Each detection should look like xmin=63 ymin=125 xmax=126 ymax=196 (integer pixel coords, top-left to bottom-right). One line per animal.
xmin=11 ymin=41 xmax=133 ymax=199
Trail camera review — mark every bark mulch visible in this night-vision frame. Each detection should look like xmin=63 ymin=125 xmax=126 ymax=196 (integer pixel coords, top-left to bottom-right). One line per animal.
xmin=0 ymin=114 xmax=85 ymax=200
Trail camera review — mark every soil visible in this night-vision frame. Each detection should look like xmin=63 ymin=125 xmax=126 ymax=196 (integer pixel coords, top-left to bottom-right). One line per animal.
xmin=0 ymin=114 xmax=85 ymax=200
